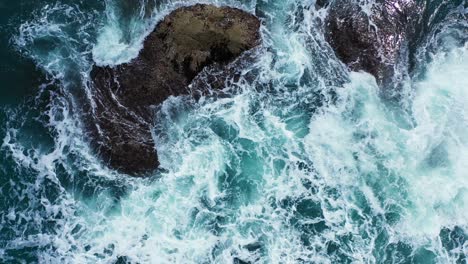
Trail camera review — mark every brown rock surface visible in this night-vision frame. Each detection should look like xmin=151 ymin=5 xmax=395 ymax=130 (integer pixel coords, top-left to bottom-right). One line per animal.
xmin=88 ymin=4 xmax=261 ymax=175
xmin=322 ymin=0 xmax=425 ymax=86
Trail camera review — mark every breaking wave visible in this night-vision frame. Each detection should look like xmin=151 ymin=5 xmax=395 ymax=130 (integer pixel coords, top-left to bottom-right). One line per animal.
xmin=1 ymin=0 xmax=467 ymax=263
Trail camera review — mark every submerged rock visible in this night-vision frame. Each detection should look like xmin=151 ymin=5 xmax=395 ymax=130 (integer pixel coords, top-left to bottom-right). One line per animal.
xmin=88 ymin=4 xmax=261 ymax=175
xmin=322 ymin=0 xmax=425 ymax=87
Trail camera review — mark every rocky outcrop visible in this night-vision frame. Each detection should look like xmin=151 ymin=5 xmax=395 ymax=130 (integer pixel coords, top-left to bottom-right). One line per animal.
xmin=321 ymin=0 xmax=425 ymax=86
xmin=88 ymin=4 xmax=261 ymax=175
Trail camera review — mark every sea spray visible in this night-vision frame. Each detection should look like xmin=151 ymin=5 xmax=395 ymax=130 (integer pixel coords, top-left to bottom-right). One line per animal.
xmin=0 ymin=0 xmax=467 ymax=263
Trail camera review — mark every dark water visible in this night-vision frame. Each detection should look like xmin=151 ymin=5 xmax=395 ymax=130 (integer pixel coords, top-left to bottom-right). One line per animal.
xmin=0 ymin=0 xmax=467 ymax=263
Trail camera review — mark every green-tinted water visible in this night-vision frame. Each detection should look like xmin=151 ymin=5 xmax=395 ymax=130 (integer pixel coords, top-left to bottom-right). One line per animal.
xmin=0 ymin=0 xmax=467 ymax=263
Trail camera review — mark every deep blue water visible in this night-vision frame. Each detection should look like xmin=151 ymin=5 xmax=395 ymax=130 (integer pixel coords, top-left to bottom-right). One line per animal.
xmin=1 ymin=0 xmax=468 ymax=263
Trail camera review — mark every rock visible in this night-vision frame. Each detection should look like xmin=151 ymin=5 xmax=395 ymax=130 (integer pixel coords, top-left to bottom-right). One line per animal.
xmin=87 ymin=4 xmax=261 ymax=175
xmin=315 ymin=0 xmax=329 ymax=9
xmin=322 ymin=0 xmax=425 ymax=86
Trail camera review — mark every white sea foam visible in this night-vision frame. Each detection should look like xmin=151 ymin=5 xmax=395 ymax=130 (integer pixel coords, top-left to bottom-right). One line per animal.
xmin=3 ymin=0 xmax=468 ymax=263
xmin=399 ymin=43 xmax=468 ymax=238
xmin=304 ymin=42 xmax=468 ymax=261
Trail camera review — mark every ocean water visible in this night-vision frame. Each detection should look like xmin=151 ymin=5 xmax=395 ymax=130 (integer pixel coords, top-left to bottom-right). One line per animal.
xmin=0 ymin=0 xmax=467 ymax=263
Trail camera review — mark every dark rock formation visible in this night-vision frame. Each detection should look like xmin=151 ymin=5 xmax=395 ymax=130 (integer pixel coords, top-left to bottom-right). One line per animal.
xmin=88 ymin=4 xmax=261 ymax=175
xmin=322 ymin=0 xmax=425 ymax=86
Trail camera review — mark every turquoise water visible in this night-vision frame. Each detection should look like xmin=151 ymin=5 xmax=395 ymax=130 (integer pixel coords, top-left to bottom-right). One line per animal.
xmin=1 ymin=0 xmax=468 ymax=263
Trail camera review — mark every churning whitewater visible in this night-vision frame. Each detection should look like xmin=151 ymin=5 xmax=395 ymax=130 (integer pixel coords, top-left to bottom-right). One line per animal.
xmin=0 ymin=0 xmax=467 ymax=263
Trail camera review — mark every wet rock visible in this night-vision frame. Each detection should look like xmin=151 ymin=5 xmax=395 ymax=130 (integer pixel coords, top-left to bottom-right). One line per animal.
xmin=315 ymin=0 xmax=330 ymax=9
xmin=88 ymin=4 xmax=261 ymax=175
xmin=323 ymin=0 xmax=425 ymax=86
